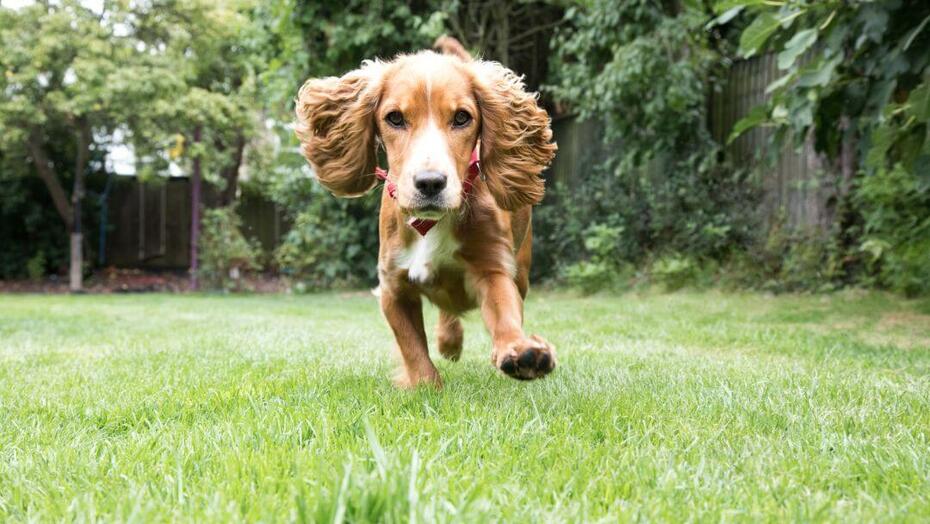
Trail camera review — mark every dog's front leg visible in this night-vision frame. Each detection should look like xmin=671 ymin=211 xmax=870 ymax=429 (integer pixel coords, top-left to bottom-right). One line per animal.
xmin=380 ymin=289 xmax=441 ymax=388
xmin=472 ymin=271 xmax=556 ymax=380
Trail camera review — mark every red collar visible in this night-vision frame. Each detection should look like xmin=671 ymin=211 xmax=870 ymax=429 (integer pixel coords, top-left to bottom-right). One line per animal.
xmin=374 ymin=148 xmax=481 ymax=236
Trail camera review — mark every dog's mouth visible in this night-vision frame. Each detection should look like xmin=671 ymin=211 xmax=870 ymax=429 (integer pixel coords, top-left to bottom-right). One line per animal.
xmin=407 ymin=204 xmax=448 ymax=220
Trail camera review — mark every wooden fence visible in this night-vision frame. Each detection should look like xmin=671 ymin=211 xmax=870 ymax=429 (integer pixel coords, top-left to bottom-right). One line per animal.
xmin=550 ymin=53 xmax=841 ymax=232
xmin=105 ymin=177 xmax=285 ymax=269
xmin=708 ymin=53 xmax=839 ymax=231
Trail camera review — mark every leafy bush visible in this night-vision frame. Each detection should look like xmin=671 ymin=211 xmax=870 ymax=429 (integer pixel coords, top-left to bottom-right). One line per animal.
xmin=0 ymin=163 xmax=68 ymax=279
xmin=25 ymin=251 xmax=46 ymax=281
xmin=855 ymin=163 xmax=930 ymax=296
xmin=724 ymin=0 xmax=930 ymax=295
xmin=537 ymin=1 xmax=759 ymax=286
xmin=198 ymin=206 xmax=261 ymax=291
xmin=560 ymin=224 xmax=631 ymax=293
xmin=650 ymin=255 xmax=701 ymax=292
xmin=273 ymin=183 xmax=380 ymax=291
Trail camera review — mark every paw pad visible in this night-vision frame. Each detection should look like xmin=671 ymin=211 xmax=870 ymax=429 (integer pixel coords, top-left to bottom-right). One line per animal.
xmin=497 ymin=336 xmax=556 ymax=380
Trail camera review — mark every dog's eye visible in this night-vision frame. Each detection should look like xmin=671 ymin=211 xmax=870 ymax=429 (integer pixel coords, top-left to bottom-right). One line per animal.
xmin=385 ymin=111 xmax=405 ymax=128
xmin=452 ymin=110 xmax=472 ymax=128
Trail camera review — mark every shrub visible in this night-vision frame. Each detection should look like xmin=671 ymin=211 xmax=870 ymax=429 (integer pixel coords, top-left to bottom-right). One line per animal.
xmin=198 ymin=206 xmax=261 ymax=291
xmin=25 ymin=251 xmax=46 ymax=281
xmin=273 ymin=185 xmax=380 ymax=291
xmin=723 ymin=0 xmax=930 ymax=296
xmin=650 ymin=255 xmax=701 ymax=292
xmin=856 ymin=163 xmax=930 ymax=296
xmin=560 ymin=224 xmax=631 ymax=294
xmin=538 ymin=0 xmax=760 ymax=287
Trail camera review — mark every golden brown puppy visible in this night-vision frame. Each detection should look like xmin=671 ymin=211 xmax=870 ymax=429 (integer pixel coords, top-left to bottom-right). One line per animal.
xmin=295 ymin=39 xmax=557 ymax=387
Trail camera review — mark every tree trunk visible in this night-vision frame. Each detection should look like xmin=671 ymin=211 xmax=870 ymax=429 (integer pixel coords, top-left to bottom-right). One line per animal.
xmin=27 ymin=124 xmax=91 ymax=291
xmin=69 ymin=121 xmax=91 ymax=293
xmin=190 ymin=126 xmax=203 ymax=290
xmin=219 ymin=133 xmax=246 ymax=207
xmin=69 ymin=232 xmax=83 ymax=291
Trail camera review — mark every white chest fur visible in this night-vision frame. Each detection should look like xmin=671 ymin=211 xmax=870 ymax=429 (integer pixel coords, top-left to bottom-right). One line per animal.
xmin=396 ymin=220 xmax=460 ymax=284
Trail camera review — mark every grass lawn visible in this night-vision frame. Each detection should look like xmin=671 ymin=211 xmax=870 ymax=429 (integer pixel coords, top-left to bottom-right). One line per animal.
xmin=1 ymin=290 xmax=929 ymax=522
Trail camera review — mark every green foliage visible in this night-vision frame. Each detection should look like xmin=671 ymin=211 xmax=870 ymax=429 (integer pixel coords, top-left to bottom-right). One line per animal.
xmin=3 ymin=0 xmax=927 ymax=297
xmin=650 ymin=255 xmax=702 ymax=292
xmin=540 ymin=1 xmax=758 ymax=285
xmin=855 ymin=163 xmax=930 ymax=296
xmin=0 ymin=169 xmax=66 ymax=279
xmin=274 ymin=188 xmax=380 ymax=291
xmin=550 ymin=1 xmax=718 ymax=160
xmin=721 ymin=0 xmax=930 ymax=295
xmin=198 ymin=206 xmax=261 ymax=291
xmin=560 ymin=224 xmax=631 ymax=294
xmin=0 ymin=0 xmax=265 ymax=280
xmin=25 ymin=251 xmax=47 ymax=282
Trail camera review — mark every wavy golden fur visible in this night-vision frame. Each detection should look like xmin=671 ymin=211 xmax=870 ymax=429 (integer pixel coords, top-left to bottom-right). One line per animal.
xmin=294 ymin=38 xmax=558 ymax=387
xmin=294 ymin=62 xmax=384 ymax=197
xmin=471 ymin=60 xmax=556 ymax=210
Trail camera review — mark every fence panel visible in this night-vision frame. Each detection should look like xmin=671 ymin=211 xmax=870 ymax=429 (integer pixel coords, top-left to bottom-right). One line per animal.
xmin=709 ymin=54 xmax=837 ymax=231
xmin=552 ymin=54 xmax=840 ymax=232
xmin=104 ymin=177 xmax=284 ymax=269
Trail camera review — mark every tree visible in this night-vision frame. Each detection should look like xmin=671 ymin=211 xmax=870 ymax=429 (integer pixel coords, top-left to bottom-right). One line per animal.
xmin=129 ymin=0 xmax=264 ymax=289
xmin=0 ymin=0 xmax=262 ymax=290
xmin=0 ymin=2 xmax=140 ymax=290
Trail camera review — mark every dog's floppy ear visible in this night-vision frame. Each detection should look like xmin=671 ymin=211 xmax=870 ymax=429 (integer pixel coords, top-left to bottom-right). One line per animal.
xmin=295 ymin=61 xmax=384 ymax=197
xmin=471 ymin=60 xmax=557 ymax=211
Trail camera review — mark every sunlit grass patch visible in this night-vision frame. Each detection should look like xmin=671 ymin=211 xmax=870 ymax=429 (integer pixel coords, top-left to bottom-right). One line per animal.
xmin=0 ymin=291 xmax=928 ymax=521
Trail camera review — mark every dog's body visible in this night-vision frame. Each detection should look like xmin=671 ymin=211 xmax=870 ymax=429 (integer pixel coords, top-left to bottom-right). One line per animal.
xmin=295 ymin=39 xmax=557 ymax=387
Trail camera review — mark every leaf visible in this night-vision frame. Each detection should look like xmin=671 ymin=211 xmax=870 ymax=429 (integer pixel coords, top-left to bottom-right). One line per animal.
xmin=903 ymin=13 xmax=930 ymax=50
xmin=906 ymin=81 xmax=930 ymax=121
xmin=866 ymin=125 xmax=894 ymax=169
xmin=728 ymin=105 xmax=768 ymax=143
xmin=777 ymin=28 xmax=817 ymax=70
xmin=859 ymin=238 xmax=889 ymax=262
xmin=713 ymin=0 xmax=766 ymax=14
xmin=771 ymin=104 xmax=789 ymax=123
xmin=765 ymin=73 xmax=793 ymax=94
xmin=706 ymin=6 xmax=743 ymax=30
xmin=739 ymin=12 xmax=781 ymax=58
xmin=795 ymin=54 xmax=840 ymax=88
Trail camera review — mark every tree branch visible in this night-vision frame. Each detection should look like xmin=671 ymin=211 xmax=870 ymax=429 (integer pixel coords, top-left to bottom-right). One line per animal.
xmin=220 ymin=133 xmax=246 ymax=207
xmin=508 ymin=19 xmax=566 ymax=46
xmin=27 ymin=129 xmax=73 ymax=229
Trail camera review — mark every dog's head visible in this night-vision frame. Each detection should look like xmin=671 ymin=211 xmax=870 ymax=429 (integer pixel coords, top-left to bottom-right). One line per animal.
xmin=295 ymin=48 xmax=556 ymax=218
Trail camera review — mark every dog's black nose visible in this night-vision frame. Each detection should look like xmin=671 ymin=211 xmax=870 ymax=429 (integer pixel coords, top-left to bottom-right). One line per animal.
xmin=414 ymin=170 xmax=447 ymax=198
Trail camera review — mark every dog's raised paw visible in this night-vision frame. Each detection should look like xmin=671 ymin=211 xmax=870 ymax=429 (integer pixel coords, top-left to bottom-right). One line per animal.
xmin=495 ymin=335 xmax=556 ymax=380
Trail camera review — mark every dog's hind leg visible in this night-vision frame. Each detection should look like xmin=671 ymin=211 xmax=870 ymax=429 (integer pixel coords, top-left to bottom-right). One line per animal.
xmin=437 ymin=310 xmax=464 ymax=361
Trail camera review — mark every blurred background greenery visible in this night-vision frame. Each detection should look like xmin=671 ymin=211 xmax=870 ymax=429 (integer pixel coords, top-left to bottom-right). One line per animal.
xmin=1 ymin=0 xmax=928 ymax=295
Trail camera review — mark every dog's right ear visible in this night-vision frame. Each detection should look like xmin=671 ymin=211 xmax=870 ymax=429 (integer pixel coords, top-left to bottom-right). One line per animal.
xmin=295 ymin=62 xmax=384 ymax=197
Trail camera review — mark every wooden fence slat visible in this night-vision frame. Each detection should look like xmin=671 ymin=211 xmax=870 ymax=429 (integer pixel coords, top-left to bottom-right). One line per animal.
xmin=549 ymin=53 xmax=839 ymax=233
xmin=105 ymin=178 xmax=285 ymax=270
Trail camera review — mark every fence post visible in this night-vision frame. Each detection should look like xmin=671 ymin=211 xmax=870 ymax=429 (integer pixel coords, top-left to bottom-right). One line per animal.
xmin=189 ymin=126 xmax=202 ymax=291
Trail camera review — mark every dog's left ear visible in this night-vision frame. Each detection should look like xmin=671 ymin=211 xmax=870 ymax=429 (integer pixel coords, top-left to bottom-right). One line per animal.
xmin=470 ymin=60 xmax=557 ymax=211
